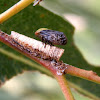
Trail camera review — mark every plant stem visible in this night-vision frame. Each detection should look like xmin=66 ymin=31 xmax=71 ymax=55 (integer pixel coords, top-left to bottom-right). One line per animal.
xmin=0 ymin=30 xmax=74 ymax=100
xmin=65 ymin=65 xmax=100 ymax=84
xmin=0 ymin=0 xmax=34 ymax=24
xmin=0 ymin=30 xmax=100 ymax=100
xmin=0 ymin=30 xmax=100 ymax=85
xmin=55 ymin=75 xmax=75 ymax=100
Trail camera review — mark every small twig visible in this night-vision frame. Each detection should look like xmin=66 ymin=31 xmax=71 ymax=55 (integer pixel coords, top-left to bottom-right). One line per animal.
xmin=65 ymin=65 xmax=100 ymax=84
xmin=55 ymin=75 xmax=75 ymax=100
xmin=33 ymin=0 xmax=43 ymax=6
xmin=0 ymin=0 xmax=35 ymax=24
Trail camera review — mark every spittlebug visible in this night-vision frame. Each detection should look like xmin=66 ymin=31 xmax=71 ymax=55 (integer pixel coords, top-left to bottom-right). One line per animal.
xmin=35 ymin=28 xmax=67 ymax=46
xmin=33 ymin=0 xmax=43 ymax=6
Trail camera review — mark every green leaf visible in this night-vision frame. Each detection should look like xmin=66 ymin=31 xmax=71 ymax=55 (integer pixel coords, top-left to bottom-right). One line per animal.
xmin=0 ymin=0 xmax=100 ymax=100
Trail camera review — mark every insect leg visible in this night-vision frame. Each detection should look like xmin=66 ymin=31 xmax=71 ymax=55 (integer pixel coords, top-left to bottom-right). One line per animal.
xmin=46 ymin=39 xmax=53 ymax=46
xmin=50 ymin=42 xmax=54 ymax=46
xmin=41 ymin=37 xmax=47 ymax=48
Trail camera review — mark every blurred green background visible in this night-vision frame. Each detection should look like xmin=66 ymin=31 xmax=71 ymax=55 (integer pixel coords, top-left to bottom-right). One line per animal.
xmin=0 ymin=0 xmax=100 ymax=100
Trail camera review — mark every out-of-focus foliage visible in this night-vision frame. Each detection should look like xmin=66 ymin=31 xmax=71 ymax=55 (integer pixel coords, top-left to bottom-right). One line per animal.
xmin=0 ymin=0 xmax=100 ymax=100
xmin=0 ymin=72 xmax=92 ymax=100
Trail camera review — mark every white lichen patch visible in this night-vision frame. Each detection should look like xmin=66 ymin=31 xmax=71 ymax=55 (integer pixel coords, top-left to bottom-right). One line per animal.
xmin=11 ymin=31 xmax=64 ymax=60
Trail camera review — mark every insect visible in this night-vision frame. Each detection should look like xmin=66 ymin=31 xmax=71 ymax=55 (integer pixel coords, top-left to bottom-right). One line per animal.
xmin=33 ymin=0 xmax=43 ymax=6
xmin=35 ymin=28 xmax=67 ymax=46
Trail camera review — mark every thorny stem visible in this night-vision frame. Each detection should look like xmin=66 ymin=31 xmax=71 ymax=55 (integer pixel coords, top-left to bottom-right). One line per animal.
xmin=0 ymin=0 xmax=34 ymax=24
xmin=55 ymin=75 xmax=74 ymax=100
xmin=65 ymin=65 xmax=100 ymax=84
